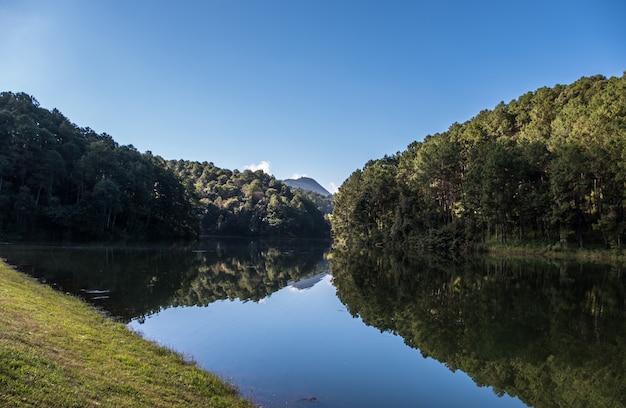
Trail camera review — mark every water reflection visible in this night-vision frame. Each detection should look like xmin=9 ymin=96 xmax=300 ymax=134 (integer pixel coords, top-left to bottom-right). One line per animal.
xmin=0 ymin=239 xmax=329 ymax=321
xmin=170 ymin=239 xmax=328 ymax=309
xmin=330 ymin=248 xmax=626 ymax=408
xmin=2 ymin=241 xmax=624 ymax=407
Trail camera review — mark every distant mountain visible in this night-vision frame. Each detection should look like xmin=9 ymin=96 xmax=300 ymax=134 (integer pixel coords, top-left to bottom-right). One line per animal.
xmin=283 ymin=177 xmax=331 ymax=196
xmin=288 ymin=273 xmax=327 ymax=291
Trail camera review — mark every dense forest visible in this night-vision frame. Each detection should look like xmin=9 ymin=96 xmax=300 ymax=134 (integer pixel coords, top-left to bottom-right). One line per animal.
xmin=0 ymin=92 xmax=329 ymax=241
xmin=165 ymin=160 xmax=329 ymax=237
xmin=332 ymin=73 xmax=626 ymax=253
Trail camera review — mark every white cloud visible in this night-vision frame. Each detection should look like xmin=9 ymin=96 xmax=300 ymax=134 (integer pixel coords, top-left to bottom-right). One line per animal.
xmin=291 ymin=173 xmax=307 ymax=179
xmin=244 ymin=160 xmax=272 ymax=174
xmin=328 ymin=182 xmax=339 ymax=194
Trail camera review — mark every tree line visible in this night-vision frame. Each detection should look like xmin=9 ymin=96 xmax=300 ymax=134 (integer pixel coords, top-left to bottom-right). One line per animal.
xmin=332 ymin=73 xmax=626 ymax=252
xmin=0 ymin=92 xmax=329 ymax=241
xmin=165 ymin=160 xmax=330 ymax=238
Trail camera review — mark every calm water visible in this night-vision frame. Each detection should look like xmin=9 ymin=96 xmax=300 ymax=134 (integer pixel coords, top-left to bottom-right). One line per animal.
xmin=1 ymin=240 xmax=624 ymax=408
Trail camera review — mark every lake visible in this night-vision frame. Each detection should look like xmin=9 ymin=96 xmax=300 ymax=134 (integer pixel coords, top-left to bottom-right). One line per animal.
xmin=1 ymin=240 xmax=624 ymax=407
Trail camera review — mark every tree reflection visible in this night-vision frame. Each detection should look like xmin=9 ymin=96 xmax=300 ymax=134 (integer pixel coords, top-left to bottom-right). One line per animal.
xmin=0 ymin=239 xmax=329 ymax=322
xmin=330 ymin=247 xmax=626 ymax=408
xmin=170 ymin=239 xmax=329 ymax=308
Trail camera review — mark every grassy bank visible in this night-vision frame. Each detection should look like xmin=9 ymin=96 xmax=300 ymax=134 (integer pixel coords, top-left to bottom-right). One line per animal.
xmin=0 ymin=261 xmax=254 ymax=408
xmin=483 ymin=240 xmax=626 ymax=264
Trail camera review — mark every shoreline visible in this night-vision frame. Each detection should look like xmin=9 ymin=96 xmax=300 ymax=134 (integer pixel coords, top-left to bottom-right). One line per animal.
xmin=482 ymin=242 xmax=626 ymax=264
xmin=0 ymin=260 xmax=255 ymax=408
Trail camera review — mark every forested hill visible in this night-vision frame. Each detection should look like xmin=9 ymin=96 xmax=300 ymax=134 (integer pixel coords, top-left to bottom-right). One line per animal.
xmin=0 ymin=92 xmax=329 ymax=241
xmin=165 ymin=160 xmax=329 ymax=237
xmin=283 ymin=177 xmax=331 ymax=196
xmin=332 ymin=73 xmax=626 ymax=253
xmin=282 ymin=177 xmax=334 ymax=215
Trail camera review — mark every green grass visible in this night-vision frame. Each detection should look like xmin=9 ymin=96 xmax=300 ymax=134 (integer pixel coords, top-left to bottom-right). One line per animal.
xmin=0 ymin=260 xmax=255 ymax=408
xmin=483 ymin=239 xmax=626 ymax=264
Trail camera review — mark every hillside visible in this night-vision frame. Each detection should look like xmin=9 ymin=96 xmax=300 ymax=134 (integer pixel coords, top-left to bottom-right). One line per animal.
xmin=166 ymin=160 xmax=330 ymax=237
xmin=282 ymin=177 xmax=331 ymax=196
xmin=332 ymin=73 xmax=626 ymax=253
xmin=282 ymin=177 xmax=334 ymax=215
xmin=0 ymin=92 xmax=329 ymax=241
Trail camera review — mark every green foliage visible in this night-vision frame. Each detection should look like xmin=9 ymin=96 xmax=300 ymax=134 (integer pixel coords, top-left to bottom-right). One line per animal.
xmin=293 ymin=189 xmax=334 ymax=215
xmin=0 ymin=92 xmax=199 ymax=241
xmin=332 ymin=155 xmax=400 ymax=246
xmin=0 ymin=91 xmax=329 ymax=241
xmin=166 ymin=160 xmax=330 ymax=238
xmin=332 ymin=73 xmax=626 ymax=252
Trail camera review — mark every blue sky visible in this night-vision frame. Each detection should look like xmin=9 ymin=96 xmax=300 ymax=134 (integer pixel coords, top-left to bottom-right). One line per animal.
xmin=2 ymin=1 xmax=625 ymax=193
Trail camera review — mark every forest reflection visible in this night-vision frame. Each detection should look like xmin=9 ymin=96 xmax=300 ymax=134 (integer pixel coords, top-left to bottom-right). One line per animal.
xmin=0 ymin=239 xmax=329 ymax=322
xmin=330 ymin=248 xmax=626 ymax=408
xmin=3 ymin=241 xmax=625 ymax=407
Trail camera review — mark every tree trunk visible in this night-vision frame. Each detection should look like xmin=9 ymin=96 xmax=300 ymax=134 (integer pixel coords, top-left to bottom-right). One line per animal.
xmin=36 ymin=185 xmax=43 ymax=206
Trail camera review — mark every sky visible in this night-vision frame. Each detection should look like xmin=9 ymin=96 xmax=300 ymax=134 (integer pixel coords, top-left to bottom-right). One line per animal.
xmin=2 ymin=1 xmax=625 ymax=194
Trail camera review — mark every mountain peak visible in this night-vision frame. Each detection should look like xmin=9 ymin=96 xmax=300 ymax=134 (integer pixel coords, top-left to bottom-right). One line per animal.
xmin=282 ymin=177 xmax=331 ymax=196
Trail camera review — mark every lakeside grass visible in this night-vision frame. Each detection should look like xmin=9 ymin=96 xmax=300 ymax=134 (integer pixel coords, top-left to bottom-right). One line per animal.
xmin=0 ymin=260 xmax=254 ymax=408
xmin=483 ymin=240 xmax=626 ymax=264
